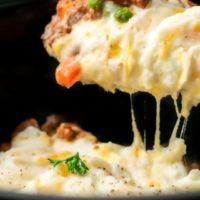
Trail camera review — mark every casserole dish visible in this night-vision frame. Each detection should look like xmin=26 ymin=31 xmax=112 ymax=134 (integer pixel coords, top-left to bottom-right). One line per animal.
xmin=0 ymin=0 xmax=200 ymax=199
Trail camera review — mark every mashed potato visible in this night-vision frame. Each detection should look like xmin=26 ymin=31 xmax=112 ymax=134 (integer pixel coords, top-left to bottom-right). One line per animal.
xmin=0 ymin=125 xmax=199 ymax=197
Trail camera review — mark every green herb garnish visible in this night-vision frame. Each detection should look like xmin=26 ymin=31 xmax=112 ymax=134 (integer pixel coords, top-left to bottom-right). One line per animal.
xmin=48 ymin=153 xmax=89 ymax=176
xmin=114 ymin=7 xmax=133 ymax=23
xmin=88 ymin=0 xmax=104 ymax=10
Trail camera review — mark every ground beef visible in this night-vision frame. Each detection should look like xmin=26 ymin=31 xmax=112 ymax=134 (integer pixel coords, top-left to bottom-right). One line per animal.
xmin=131 ymin=0 xmax=150 ymax=8
xmin=12 ymin=118 xmax=39 ymax=137
xmin=41 ymin=114 xmax=66 ymax=135
xmin=113 ymin=0 xmax=150 ymax=7
xmin=42 ymin=0 xmax=101 ymax=46
xmin=56 ymin=122 xmax=85 ymax=141
xmin=42 ymin=0 xmax=150 ymax=47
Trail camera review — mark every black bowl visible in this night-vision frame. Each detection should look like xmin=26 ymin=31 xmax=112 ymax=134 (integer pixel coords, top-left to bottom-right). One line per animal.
xmin=0 ymin=190 xmax=200 ymax=200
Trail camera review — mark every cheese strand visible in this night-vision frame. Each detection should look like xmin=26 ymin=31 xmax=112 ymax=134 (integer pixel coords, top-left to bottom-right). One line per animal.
xmin=153 ymin=97 xmax=161 ymax=150
xmin=169 ymin=95 xmax=181 ymax=143
xmin=130 ymin=95 xmax=144 ymax=150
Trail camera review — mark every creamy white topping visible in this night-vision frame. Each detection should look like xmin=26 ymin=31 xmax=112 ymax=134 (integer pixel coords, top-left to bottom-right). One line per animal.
xmin=0 ymin=126 xmax=199 ymax=197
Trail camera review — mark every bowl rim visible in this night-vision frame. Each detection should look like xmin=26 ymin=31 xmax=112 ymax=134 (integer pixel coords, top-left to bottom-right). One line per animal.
xmin=0 ymin=190 xmax=200 ymax=200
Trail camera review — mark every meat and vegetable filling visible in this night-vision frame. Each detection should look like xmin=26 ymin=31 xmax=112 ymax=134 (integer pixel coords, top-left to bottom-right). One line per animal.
xmin=42 ymin=0 xmax=200 ymax=116
xmin=42 ymin=0 xmax=150 ymax=46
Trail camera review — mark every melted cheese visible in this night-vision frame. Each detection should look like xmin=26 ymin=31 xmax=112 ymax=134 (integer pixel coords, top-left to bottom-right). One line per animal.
xmin=0 ymin=126 xmax=200 ymax=197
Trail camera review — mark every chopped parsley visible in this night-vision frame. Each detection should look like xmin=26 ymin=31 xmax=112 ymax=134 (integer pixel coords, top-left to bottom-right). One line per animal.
xmin=48 ymin=152 xmax=89 ymax=176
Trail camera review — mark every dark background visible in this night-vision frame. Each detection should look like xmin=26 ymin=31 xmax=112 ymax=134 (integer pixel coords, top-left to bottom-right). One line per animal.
xmin=0 ymin=0 xmax=200 ymax=165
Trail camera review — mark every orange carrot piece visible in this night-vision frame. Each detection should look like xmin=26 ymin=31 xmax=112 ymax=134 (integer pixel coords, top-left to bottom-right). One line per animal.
xmin=55 ymin=57 xmax=81 ymax=88
xmin=57 ymin=1 xmax=72 ymax=18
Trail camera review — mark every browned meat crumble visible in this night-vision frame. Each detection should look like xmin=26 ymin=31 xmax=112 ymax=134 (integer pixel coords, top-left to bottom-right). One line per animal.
xmin=42 ymin=0 xmax=150 ymax=47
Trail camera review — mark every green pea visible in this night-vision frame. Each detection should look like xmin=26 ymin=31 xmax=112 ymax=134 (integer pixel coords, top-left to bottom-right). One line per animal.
xmin=88 ymin=0 xmax=104 ymax=10
xmin=114 ymin=7 xmax=133 ymax=23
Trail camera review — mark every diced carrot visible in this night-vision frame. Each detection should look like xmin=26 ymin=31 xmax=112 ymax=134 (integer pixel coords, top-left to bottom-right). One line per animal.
xmin=57 ymin=1 xmax=72 ymax=18
xmin=55 ymin=56 xmax=81 ymax=88
xmin=57 ymin=7 xmax=65 ymax=18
